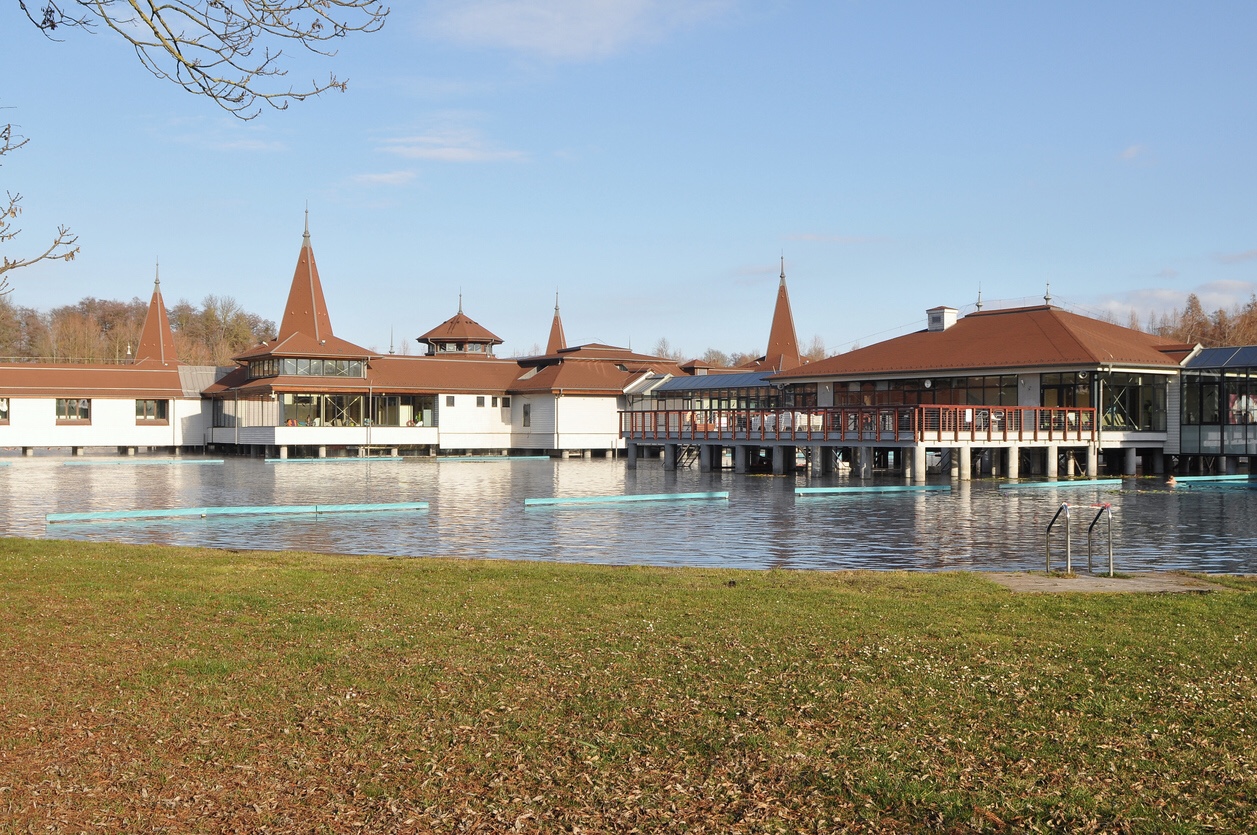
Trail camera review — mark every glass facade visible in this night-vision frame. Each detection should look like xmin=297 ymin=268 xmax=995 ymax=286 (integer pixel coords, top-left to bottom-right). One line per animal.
xmin=248 ymin=358 xmax=366 ymax=379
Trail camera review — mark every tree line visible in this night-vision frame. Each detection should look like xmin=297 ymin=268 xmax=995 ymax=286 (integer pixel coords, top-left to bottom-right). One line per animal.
xmin=1147 ymin=293 xmax=1257 ymax=348
xmin=0 ymin=294 xmax=274 ymax=366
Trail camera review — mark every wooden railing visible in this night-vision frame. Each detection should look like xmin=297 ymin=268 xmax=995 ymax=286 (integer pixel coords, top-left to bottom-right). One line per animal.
xmin=620 ymin=405 xmax=1096 ymax=444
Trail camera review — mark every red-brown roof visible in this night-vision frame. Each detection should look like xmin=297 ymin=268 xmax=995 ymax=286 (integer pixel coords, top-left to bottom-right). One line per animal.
xmin=546 ymin=299 xmax=566 ymax=355
xmin=277 ymin=224 xmax=334 ymax=344
xmin=134 ymin=278 xmax=178 ymax=366
xmin=774 ymin=305 xmax=1191 ymax=380
xmin=204 ymin=355 xmax=523 ymax=397
xmin=741 ymin=263 xmax=802 ymax=372
xmin=509 ymin=360 xmax=644 ymax=395
xmin=0 ymin=364 xmax=186 ymax=398
xmin=418 ymin=310 xmax=503 ymax=345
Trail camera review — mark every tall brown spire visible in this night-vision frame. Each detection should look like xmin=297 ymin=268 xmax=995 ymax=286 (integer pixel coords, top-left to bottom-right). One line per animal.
xmin=277 ymin=213 xmax=334 ymax=343
xmin=763 ymin=256 xmax=801 ymax=371
xmin=133 ymin=264 xmax=178 ymax=365
xmin=546 ymin=292 xmax=567 ymax=354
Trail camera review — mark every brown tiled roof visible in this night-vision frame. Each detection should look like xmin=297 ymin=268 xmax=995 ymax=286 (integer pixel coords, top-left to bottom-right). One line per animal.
xmin=278 ymin=224 xmax=334 ymax=344
xmin=233 ymin=224 xmax=372 ymax=362
xmin=741 ymin=263 xmax=802 ymax=372
xmin=134 ymin=278 xmax=178 ymax=366
xmin=418 ymin=310 xmax=503 ymax=345
xmin=546 ymin=299 xmax=566 ymax=355
xmin=234 ymin=332 xmax=374 ymax=361
xmin=774 ymin=305 xmax=1190 ymax=380
xmin=0 ymin=364 xmax=186 ymax=398
xmin=206 ymin=356 xmax=524 ymax=397
xmin=509 ymin=360 xmax=642 ymax=395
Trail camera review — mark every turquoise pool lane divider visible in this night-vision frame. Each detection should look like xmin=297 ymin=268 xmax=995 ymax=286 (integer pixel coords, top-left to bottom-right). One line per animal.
xmin=47 ymin=501 xmax=429 ymax=524
xmin=265 ymin=457 xmax=404 ymax=464
xmin=438 ymin=455 xmax=552 ymax=462
xmin=62 ymin=459 xmax=225 ymax=467
xmin=998 ymin=478 xmax=1124 ymax=491
xmin=797 ymin=485 xmax=952 ymax=495
xmin=525 ymin=491 xmax=729 ymax=507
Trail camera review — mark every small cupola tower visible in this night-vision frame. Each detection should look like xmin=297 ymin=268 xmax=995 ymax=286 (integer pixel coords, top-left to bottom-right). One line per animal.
xmin=417 ymin=295 xmax=504 ymax=357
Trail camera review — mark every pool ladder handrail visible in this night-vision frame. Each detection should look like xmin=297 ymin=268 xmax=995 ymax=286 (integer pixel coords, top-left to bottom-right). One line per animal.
xmin=1087 ymin=502 xmax=1115 ymax=577
xmin=1046 ymin=502 xmax=1071 ymax=573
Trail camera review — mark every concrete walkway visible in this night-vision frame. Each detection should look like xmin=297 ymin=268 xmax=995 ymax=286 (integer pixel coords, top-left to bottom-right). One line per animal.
xmin=986 ymin=571 xmax=1221 ymax=594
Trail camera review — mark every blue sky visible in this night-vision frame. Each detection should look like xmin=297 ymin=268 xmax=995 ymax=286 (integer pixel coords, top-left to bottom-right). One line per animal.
xmin=4 ymin=1 xmax=1256 ymax=358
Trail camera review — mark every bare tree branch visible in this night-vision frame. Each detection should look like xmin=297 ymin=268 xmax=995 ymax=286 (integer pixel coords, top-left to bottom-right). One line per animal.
xmin=0 ymin=124 xmax=80 ymax=295
xmin=24 ymin=0 xmax=389 ymax=119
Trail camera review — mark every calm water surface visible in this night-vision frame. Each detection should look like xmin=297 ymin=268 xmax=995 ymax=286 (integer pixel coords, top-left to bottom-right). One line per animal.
xmin=2 ymin=454 xmax=1254 ymax=573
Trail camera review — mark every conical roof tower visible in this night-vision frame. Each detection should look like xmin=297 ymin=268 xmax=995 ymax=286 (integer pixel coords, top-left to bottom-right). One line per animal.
xmin=546 ymin=293 xmax=567 ymax=355
xmin=133 ymin=265 xmax=178 ymax=366
xmin=277 ymin=212 xmax=334 ymax=343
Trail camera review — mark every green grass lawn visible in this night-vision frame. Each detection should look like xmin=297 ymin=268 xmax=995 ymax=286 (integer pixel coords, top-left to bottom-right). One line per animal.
xmin=1 ymin=538 xmax=1254 ymax=833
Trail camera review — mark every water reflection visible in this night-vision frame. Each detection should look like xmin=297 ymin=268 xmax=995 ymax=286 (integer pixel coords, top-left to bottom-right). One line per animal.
xmin=1 ymin=453 xmax=1254 ymax=573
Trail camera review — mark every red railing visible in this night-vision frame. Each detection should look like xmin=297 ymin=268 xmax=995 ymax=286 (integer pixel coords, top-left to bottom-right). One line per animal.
xmin=620 ymin=406 xmax=1096 ymax=444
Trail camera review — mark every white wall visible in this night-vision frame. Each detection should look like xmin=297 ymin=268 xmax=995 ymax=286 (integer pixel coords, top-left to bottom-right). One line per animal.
xmin=0 ymin=397 xmax=203 ymax=449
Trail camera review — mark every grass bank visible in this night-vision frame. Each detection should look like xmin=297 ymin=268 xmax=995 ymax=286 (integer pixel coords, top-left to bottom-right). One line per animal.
xmin=1 ymin=538 xmax=1254 ymax=833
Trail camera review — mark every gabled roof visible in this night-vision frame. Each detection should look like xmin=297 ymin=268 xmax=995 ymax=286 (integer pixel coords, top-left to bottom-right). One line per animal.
xmin=774 ymin=305 xmax=1191 ymax=380
xmin=741 ymin=259 xmax=802 ymax=372
xmin=133 ymin=273 xmax=177 ymax=366
xmin=509 ymin=359 xmax=647 ymax=395
xmin=418 ymin=307 xmax=503 ymax=346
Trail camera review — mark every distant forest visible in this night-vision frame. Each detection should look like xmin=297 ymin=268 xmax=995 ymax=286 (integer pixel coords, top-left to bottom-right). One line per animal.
xmin=1144 ymin=292 xmax=1257 ymax=348
xmin=0 ymin=294 xmax=274 ymax=366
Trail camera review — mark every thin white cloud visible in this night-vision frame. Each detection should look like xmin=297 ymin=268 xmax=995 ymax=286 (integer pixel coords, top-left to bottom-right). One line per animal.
xmin=1091 ymin=280 xmax=1257 ymax=322
xmin=380 ymin=127 xmax=526 ymax=162
xmin=353 ymin=170 xmax=418 ymax=186
xmin=1215 ymin=248 xmax=1257 ymax=265
xmin=420 ymin=0 xmax=734 ymax=61
xmin=1118 ymin=144 xmax=1147 ymax=162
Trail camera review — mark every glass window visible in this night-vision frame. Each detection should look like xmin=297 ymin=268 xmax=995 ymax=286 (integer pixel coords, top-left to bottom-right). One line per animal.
xmin=0 ymin=397 xmax=8 ymax=422
xmin=135 ymin=399 xmax=169 ymax=421
xmin=476 ymin=396 xmax=486 ymax=407
xmin=502 ymin=396 xmax=511 ymax=408
xmin=523 ymin=403 xmax=531 ymax=427
xmin=56 ymin=398 xmax=91 ymax=421
xmin=446 ymin=395 xmax=455 ymax=407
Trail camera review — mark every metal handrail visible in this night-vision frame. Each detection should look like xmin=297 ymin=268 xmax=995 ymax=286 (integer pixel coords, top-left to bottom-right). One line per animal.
xmin=1087 ymin=503 xmax=1115 ymax=577
xmin=1046 ymin=502 xmax=1071 ymax=573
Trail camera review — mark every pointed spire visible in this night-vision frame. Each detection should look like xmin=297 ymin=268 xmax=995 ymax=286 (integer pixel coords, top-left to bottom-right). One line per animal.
xmin=546 ymin=290 xmax=567 ymax=354
xmin=976 ymin=285 xmax=983 ymax=311
xmin=1044 ymin=282 xmax=1052 ymax=305
xmin=763 ymin=257 xmax=802 ymax=371
xmin=458 ymin=290 xmax=463 ymax=315
xmin=134 ymin=263 xmax=178 ymax=365
xmin=278 ymin=215 xmax=333 ymax=343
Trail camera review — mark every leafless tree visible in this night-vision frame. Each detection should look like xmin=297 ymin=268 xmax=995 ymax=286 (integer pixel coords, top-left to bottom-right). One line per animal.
xmin=0 ymin=124 xmax=79 ymax=295
xmin=20 ymin=0 xmax=389 ymax=119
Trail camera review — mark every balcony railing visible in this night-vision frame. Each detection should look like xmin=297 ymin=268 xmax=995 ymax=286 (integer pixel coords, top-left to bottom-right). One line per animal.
xmin=620 ymin=405 xmax=1096 ymax=444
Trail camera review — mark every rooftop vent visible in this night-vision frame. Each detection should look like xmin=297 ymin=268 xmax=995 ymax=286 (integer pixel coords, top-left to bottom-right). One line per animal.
xmin=927 ymin=306 xmax=958 ymax=332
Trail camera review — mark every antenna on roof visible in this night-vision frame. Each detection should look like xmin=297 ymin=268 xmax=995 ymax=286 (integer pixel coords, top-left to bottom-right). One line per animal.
xmin=1044 ymin=282 xmax=1052 ymax=305
xmin=458 ymin=289 xmax=463 ymax=314
xmin=154 ymin=258 xmax=160 ymax=287
xmin=780 ymin=254 xmax=786 ymax=284
xmin=389 ymin=327 xmax=395 ymax=355
xmin=555 ymin=290 xmax=560 ymax=312
xmin=303 ymin=203 xmax=310 ymax=239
